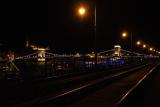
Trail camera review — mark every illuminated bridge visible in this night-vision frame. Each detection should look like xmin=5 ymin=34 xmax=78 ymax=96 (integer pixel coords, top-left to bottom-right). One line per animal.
xmin=15 ymin=47 xmax=159 ymax=61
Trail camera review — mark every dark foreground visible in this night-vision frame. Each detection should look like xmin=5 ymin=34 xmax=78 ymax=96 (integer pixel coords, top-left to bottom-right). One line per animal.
xmin=0 ymin=59 xmax=160 ymax=107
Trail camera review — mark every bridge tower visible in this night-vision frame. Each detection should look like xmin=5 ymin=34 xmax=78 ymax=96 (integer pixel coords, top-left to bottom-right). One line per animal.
xmin=7 ymin=51 xmax=15 ymax=61
xmin=37 ymin=50 xmax=46 ymax=61
xmin=114 ymin=45 xmax=121 ymax=57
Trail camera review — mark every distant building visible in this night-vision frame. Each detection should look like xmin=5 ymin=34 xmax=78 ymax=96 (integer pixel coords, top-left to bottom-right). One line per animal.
xmin=26 ymin=39 xmax=49 ymax=51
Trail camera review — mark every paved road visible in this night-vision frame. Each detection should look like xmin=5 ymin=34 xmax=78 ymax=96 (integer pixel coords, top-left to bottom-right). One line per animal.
xmin=68 ymin=62 xmax=159 ymax=107
xmin=120 ymin=65 xmax=160 ymax=107
xmin=0 ymin=61 xmax=159 ymax=107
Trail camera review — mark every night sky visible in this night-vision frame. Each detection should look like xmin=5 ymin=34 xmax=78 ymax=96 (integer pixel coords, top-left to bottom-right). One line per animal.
xmin=1 ymin=0 xmax=160 ymax=53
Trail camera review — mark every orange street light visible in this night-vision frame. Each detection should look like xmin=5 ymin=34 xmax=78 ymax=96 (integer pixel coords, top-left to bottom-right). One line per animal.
xmin=122 ymin=32 xmax=127 ymax=38
xmin=78 ymin=7 xmax=86 ymax=16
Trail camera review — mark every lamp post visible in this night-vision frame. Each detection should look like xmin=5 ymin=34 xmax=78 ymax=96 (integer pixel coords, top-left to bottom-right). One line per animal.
xmin=142 ymin=44 xmax=146 ymax=53
xmin=78 ymin=4 xmax=97 ymax=69
xmin=122 ymin=32 xmax=133 ymax=53
xmin=94 ymin=5 xmax=97 ymax=68
xmin=131 ymin=32 xmax=133 ymax=52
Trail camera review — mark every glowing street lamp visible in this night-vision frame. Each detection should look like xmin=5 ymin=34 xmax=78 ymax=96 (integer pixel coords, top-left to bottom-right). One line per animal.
xmin=122 ymin=32 xmax=127 ymax=38
xmin=143 ymin=44 xmax=146 ymax=48
xmin=149 ymin=47 xmax=153 ymax=51
xmin=78 ymin=7 xmax=86 ymax=16
xmin=136 ymin=41 xmax=141 ymax=45
xmin=121 ymin=31 xmax=133 ymax=52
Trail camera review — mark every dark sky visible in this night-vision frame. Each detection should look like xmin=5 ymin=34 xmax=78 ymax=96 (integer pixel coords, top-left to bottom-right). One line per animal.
xmin=1 ymin=0 xmax=160 ymax=53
